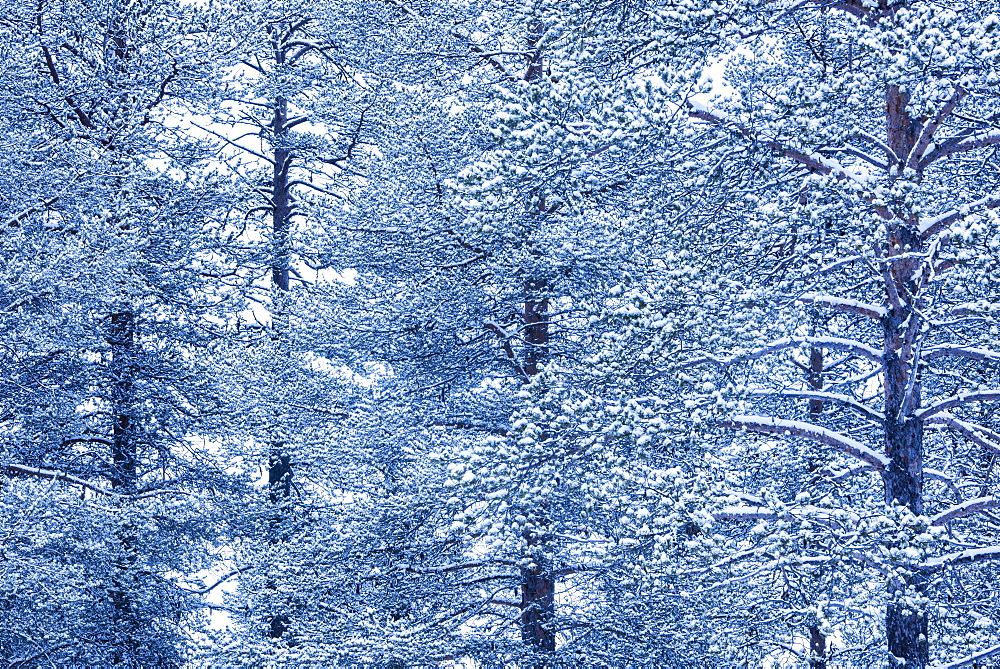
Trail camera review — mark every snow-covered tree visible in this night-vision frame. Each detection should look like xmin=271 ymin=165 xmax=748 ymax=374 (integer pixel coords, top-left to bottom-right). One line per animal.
xmin=0 ymin=0 xmax=247 ymax=662
xmin=581 ymin=1 xmax=1000 ymax=666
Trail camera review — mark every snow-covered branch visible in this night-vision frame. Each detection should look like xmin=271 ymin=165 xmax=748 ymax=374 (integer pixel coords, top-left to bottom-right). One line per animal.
xmin=908 ymin=86 xmax=967 ymax=170
xmin=4 ymin=464 xmax=189 ymax=500
xmin=722 ymin=336 xmax=882 ymax=368
xmin=931 ymin=497 xmax=1000 ymax=526
xmin=919 ymin=193 xmax=1000 ymax=240
xmin=688 ymin=102 xmax=892 ymax=219
xmin=713 ymin=505 xmax=777 ymax=522
xmin=798 ymin=293 xmax=886 ymax=319
xmin=749 ymin=389 xmax=884 ymax=421
xmin=935 ymin=643 xmax=1000 ymax=669
xmin=926 ymin=414 xmax=1000 ymax=456
xmin=922 ymin=345 xmax=1000 ymax=363
xmin=923 ymin=546 xmax=1000 ymax=568
xmin=916 ymin=391 xmax=1000 ymax=420
xmin=722 ymin=415 xmax=889 ymax=471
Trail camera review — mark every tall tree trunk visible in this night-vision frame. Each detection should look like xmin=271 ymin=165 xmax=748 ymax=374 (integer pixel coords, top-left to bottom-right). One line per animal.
xmin=517 ymin=18 xmax=557 ymax=657
xmin=107 ymin=309 xmax=139 ymax=663
xmin=881 ymin=221 xmax=928 ymax=668
xmin=807 ymin=342 xmax=827 ymax=669
xmin=265 ymin=25 xmax=295 ymax=640
xmin=520 ymin=279 xmax=555 ymax=656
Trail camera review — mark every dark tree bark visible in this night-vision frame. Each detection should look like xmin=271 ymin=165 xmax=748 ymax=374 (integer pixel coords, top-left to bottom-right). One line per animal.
xmin=807 ymin=342 xmax=827 ymax=669
xmin=809 ymin=623 xmax=827 ymax=669
xmin=516 ymin=22 xmax=557 ymax=658
xmin=881 ymin=221 xmax=928 ymax=668
xmin=107 ymin=309 xmax=139 ymax=663
xmin=263 ymin=21 xmax=297 ymax=641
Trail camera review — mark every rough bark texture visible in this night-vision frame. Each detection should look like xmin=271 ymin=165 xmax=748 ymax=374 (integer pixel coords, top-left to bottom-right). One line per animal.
xmin=807 ymin=346 xmax=827 ymax=669
xmin=516 ymin=21 xmax=557 ymax=657
xmin=107 ymin=310 xmax=139 ymax=663
xmin=520 ymin=560 xmax=556 ymax=652
xmin=880 ymin=71 xmax=931 ymax=666
xmin=108 ymin=311 xmax=137 ymax=492
xmin=265 ymin=23 xmax=295 ymax=641
xmin=809 ymin=623 xmax=827 ymax=669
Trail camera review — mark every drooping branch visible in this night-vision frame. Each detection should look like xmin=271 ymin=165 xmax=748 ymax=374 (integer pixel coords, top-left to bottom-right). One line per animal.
xmin=748 ymin=389 xmax=884 ymax=422
xmin=722 ymin=415 xmax=889 ymax=471
xmin=931 ymin=497 xmax=1000 ymax=526
xmin=4 ymin=464 xmax=189 ymax=500
xmin=916 ymin=390 xmax=1000 ymax=420
xmin=797 ymin=293 xmax=886 ymax=320
xmin=927 ymin=414 xmax=1000 ymax=456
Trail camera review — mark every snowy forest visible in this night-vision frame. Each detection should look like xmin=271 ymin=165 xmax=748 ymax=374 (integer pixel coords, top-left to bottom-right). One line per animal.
xmin=3 ymin=0 xmax=1000 ymax=666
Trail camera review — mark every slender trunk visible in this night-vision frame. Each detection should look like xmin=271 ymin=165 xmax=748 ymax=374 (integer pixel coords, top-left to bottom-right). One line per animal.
xmin=520 ymin=279 xmax=555 ymax=657
xmin=809 ymin=624 xmax=827 ymax=669
xmin=271 ymin=90 xmax=291 ymax=294
xmin=807 ymin=344 xmax=827 ymax=669
xmin=881 ymin=222 xmax=928 ymax=668
xmin=107 ymin=309 xmax=139 ymax=663
xmin=265 ymin=28 xmax=294 ymax=640
xmin=109 ymin=311 xmax=137 ymax=492
xmin=517 ymin=19 xmax=556 ymax=656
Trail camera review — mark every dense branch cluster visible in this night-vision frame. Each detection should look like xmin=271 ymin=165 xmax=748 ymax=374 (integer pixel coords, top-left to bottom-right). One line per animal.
xmin=2 ymin=0 xmax=1000 ymax=667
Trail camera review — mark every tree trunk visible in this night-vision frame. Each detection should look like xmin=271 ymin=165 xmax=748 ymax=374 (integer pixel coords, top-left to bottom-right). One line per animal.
xmin=520 ymin=560 xmax=556 ymax=652
xmin=517 ymin=20 xmax=557 ymax=657
xmin=264 ymin=25 xmax=295 ymax=641
xmin=809 ymin=623 xmax=827 ymax=669
xmin=806 ymin=343 xmax=827 ymax=669
xmin=107 ymin=309 xmax=139 ymax=663
xmin=881 ymin=223 xmax=928 ymax=668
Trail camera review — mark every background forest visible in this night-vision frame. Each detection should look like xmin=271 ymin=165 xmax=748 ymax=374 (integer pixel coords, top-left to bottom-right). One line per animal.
xmin=2 ymin=0 xmax=1000 ymax=667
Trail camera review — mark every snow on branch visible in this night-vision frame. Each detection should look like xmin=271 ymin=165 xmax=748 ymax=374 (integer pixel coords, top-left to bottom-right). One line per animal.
xmin=749 ymin=389 xmax=884 ymax=421
xmin=931 ymin=497 xmax=1000 ymax=526
xmin=923 ymin=545 xmax=1000 ymax=568
xmin=926 ymin=414 xmax=1000 ymax=456
xmin=688 ymin=101 xmax=893 ymax=219
xmin=4 ymin=464 xmax=190 ymax=500
xmin=798 ymin=293 xmax=886 ymax=319
xmin=722 ymin=415 xmax=889 ymax=471
xmin=916 ymin=390 xmax=1000 ymax=420
xmin=919 ymin=193 xmax=1000 ymax=240
xmin=922 ymin=345 xmax=1000 ymax=363
xmin=713 ymin=505 xmax=777 ymax=522
xmin=723 ymin=336 xmax=883 ymax=368
xmin=935 ymin=643 xmax=1000 ymax=669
